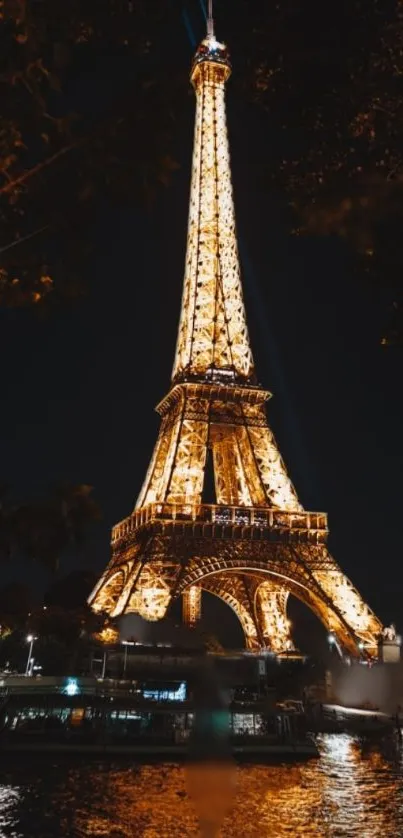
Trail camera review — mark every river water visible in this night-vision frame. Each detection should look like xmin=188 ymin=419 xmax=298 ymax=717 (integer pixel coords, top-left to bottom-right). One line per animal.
xmin=1 ymin=735 xmax=403 ymax=837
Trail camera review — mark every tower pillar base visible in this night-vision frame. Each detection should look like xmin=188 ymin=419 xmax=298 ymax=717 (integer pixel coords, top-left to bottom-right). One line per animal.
xmin=183 ymin=586 xmax=202 ymax=628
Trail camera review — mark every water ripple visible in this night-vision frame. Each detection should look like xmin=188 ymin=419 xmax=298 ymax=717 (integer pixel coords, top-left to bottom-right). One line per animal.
xmin=0 ymin=736 xmax=402 ymax=836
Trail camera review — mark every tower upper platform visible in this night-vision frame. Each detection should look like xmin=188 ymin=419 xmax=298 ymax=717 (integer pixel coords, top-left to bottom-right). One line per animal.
xmin=191 ymin=34 xmax=231 ymax=84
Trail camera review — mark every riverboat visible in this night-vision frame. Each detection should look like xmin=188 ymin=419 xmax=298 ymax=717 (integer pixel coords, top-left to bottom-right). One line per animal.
xmin=0 ymin=676 xmax=318 ymax=759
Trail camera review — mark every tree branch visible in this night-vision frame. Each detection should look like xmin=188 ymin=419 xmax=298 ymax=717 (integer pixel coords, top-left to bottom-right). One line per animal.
xmin=0 ymin=140 xmax=83 ymax=197
xmin=0 ymin=226 xmax=48 ymax=255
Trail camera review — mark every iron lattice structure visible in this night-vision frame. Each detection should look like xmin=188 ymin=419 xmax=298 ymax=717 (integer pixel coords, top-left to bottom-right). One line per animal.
xmin=89 ymin=21 xmax=383 ymax=657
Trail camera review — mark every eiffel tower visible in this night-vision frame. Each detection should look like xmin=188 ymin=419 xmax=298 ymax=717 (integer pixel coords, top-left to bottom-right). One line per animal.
xmin=89 ymin=6 xmax=383 ymax=657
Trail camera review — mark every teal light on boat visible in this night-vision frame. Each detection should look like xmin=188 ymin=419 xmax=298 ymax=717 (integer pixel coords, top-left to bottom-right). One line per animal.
xmin=64 ymin=678 xmax=79 ymax=696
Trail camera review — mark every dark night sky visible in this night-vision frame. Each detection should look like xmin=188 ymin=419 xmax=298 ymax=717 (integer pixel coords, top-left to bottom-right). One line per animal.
xmin=0 ymin=4 xmax=402 ymax=640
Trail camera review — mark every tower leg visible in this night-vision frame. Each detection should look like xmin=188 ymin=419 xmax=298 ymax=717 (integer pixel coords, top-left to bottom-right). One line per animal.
xmin=255 ymin=581 xmax=294 ymax=653
xmin=183 ymin=586 xmax=202 ymax=628
xmin=202 ymin=575 xmax=260 ymax=650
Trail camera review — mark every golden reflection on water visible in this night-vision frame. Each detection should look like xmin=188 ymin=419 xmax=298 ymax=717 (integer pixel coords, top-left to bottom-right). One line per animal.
xmin=1 ymin=736 xmax=403 ymax=837
xmin=0 ymin=785 xmax=20 ymax=837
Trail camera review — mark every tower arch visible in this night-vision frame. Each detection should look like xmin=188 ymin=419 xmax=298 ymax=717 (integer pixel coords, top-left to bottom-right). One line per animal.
xmin=178 ymin=557 xmax=376 ymax=657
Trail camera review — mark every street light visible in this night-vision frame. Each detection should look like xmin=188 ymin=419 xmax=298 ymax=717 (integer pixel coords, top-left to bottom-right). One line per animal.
xmin=328 ymin=632 xmax=343 ymax=659
xmin=121 ymin=640 xmax=136 ymax=678
xmin=101 ymin=650 xmax=107 ymax=680
xmin=25 ymin=634 xmax=37 ymax=676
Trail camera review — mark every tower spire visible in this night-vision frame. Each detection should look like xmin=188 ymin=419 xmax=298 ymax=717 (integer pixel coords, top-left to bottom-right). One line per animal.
xmin=172 ymin=9 xmax=254 ymax=385
xmin=207 ymin=0 xmax=214 ymax=37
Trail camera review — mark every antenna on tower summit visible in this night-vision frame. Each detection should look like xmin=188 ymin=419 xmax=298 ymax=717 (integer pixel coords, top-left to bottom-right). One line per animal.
xmin=207 ymin=0 xmax=214 ymax=37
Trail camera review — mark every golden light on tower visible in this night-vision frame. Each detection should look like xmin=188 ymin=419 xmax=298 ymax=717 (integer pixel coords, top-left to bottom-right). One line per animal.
xmin=173 ymin=29 xmax=253 ymax=384
xmin=94 ymin=625 xmax=119 ymax=645
xmin=183 ymin=585 xmax=202 ymax=628
xmin=89 ymin=10 xmax=384 ymax=658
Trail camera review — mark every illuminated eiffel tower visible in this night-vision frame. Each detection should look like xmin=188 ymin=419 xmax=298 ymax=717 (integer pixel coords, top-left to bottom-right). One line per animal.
xmin=89 ymin=5 xmax=383 ymax=657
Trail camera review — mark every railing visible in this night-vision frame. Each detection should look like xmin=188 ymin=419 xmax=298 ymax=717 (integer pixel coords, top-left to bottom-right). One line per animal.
xmin=112 ymin=503 xmax=328 ymax=543
xmin=0 ymin=686 xmax=192 ymax=704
